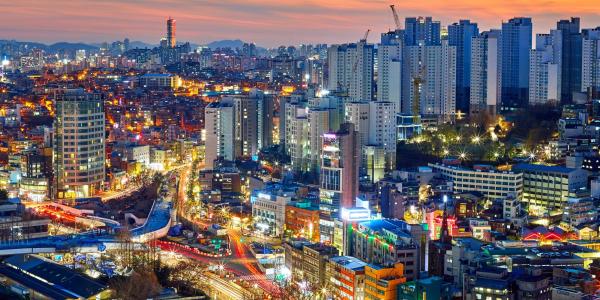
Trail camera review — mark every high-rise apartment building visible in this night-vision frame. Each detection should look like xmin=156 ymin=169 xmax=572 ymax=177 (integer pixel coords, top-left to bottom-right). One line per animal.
xmin=404 ymin=17 xmax=441 ymax=46
xmin=204 ymin=100 xmax=235 ymax=169
xmin=167 ymin=17 xmax=176 ymax=48
xmin=327 ymin=42 xmax=374 ymax=101
xmin=470 ymin=30 xmax=501 ymax=115
xmin=344 ymin=101 xmax=370 ymax=146
xmin=377 ymin=30 xmax=403 ymax=112
xmin=581 ymin=27 xmax=600 ymax=95
xmin=557 ymin=18 xmax=582 ymax=103
xmin=448 ymin=20 xmax=479 ymax=114
xmin=529 ymin=30 xmax=562 ymax=105
xmin=54 ymin=89 xmax=105 ymax=199
xmin=369 ymin=101 xmax=397 ymax=169
xmin=501 ymin=17 xmax=533 ymax=110
xmin=402 ymin=40 xmax=457 ymax=121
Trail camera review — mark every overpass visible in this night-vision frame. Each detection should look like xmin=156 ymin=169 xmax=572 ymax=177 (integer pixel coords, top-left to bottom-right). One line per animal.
xmin=0 ymin=196 xmax=172 ymax=255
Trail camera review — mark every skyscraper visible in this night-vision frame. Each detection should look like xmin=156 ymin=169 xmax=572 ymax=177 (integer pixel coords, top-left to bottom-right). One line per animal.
xmin=377 ymin=30 xmax=403 ymax=113
xmin=501 ymin=17 xmax=533 ymax=110
xmin=448 ymin=20 xmax=479 ymax=114
xmin=404 ymin=17 xmax=441 ymax=46
xmin=581 ymin=27 xmax=600 ymax=96
xmin=557 ymin=18 xmax=582 ymax=103
xmin=529 ymin=30 xmax=562 ymax=105
xmin=470 ymin=30 xmax=501 ymax=115
xmin=327 ymin=41 xmax=374 ymax=101
xmin=167 ymin=17 xmax=176 ymax=48
xmin=54 ymin=89 xmax=105 ymax=199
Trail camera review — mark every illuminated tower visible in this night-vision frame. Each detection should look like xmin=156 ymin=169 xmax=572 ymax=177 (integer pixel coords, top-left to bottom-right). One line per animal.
xmin=54 ymin=89 xmax=105 ymax=199
xmin=167 ymin=17 xmax=176 ymax=48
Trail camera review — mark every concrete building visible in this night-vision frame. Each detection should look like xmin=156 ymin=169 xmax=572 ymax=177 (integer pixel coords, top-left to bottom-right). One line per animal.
xmin=404 ymin=17 xmax=441 ymax=46
xmin=54 ymin=89 xmax=105 ymax=199
xmin=470 ymin=30 xmax=501 ymax=115
xmin=251 ymin=183 xmax=297 ymax=236
xmin=402 ymin=40 xmax=457 ymax=121
xmin=581 ymin=27 xmax=600 ymax=95
xmin=328 ymin=42 xmax=374 ymax=101
xmin=377 ymin=30 xmax=403 ymax=113
xmin=529 ymin=30 xmax=562 ymax=105
xmin=302 ymin=243 xmax=339 ymax=287
xmin=344 ymin=102 xmax=370 ymax=146
xmin=319 ymin=123 xmax=360 ymax=243
xmin=326 ymin=256 xmax=367 ymax=300
xmin=428 ymin=163 xmax=523 ymax=200
xmin=349 ymin=219 xmax=425 ymax=280
xmin=512 ymin=163 xmax=588 ymax=215
xmin=368 ymin=101 xmax=396 ymax=169
xmin=204 ymin=100 xmax=235 ymax=169
xmin=364 ymin=263 xmax=407 ymax=300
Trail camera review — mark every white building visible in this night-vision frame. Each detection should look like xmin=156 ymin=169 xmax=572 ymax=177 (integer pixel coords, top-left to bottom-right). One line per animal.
xmin=470 ymin=30 xmax=501 ymax=116
xmin=369 ymin=101 xmax=397 ymax=169
xmin=308 ymin=108 xmax=331 ymax=172
xmin=251 ymin=186 xmax=295 ymax=237
xmin=402 ymin=40 xmax=456 ymax=121
xmin=581 ymin=28 xmax=600 ymax=94
xmin=344 ymin=102 xmax=370 ymax=146
xmin=125 ymin=145 xmax=150 ymax=166
xmin=377 ymin=31 xmax=403 ymax=113
xmin=328 ymin=42 xmax=374 ymax=101
xmin=529 ymin=30 xmax=562 ymax=105
xmin=204 ymin=100 xmax=235 ymax=169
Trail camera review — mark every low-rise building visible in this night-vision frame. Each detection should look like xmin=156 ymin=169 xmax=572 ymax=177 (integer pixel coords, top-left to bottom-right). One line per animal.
xmin=364 ymin=263 xmax=406 ymax=300
xmin=326 ymin=256 xmax=367 ymax=300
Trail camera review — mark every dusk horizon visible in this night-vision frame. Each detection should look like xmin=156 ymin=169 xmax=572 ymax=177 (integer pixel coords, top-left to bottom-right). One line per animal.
xmin=2 ymin=0 xmax=600 ymax=47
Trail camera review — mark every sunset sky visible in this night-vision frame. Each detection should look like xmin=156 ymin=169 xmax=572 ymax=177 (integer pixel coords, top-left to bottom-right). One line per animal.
xmin=2 ymin=0 xmax=600 ymax=47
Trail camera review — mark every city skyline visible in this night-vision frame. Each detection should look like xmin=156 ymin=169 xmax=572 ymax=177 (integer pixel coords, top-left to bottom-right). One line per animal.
xmin=2 ymin=0 xmax=600 ymax=47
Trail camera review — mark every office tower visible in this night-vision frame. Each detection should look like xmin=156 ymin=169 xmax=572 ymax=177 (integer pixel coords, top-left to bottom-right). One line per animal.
xmin=368 ymin=101 xmax=397 ymax=169
xmin=448 ymin=20 xmax=479 ymax=114
xmin=344 ymin=101 xmax=370 ymax=146
xmin=501 ymin=17 xmax=533 ymax=110
xmin=581 ymin=27 xmax=600 ymax=95
xmin=404 ymin=17 xmax=441 ymax=46
xmin=167 ymin=17 xmax=176 ymax=48
xmin=470 ymin=30 xmax=502 ymax=115
xmin=319 ymin=123 xmax=360 ymax=243
xmin=327 ymin=41 xmax=374 ymax=101
xmin=377 ymin=31 xmax=403 ymax=113
xmin=557 ymin=18 xmax=582 ymax=103
xmin=529 ymin=30 xmax=562 ymax=105
xmin=319 ymin=123 xmax=360 ymax=213
xmin=204 ymin=100 xmax=235 ymax=169
xmin=54 ymin=89 xmax=105 ymax=199
xmin=402 ymin=40 xmax=456 ymax=121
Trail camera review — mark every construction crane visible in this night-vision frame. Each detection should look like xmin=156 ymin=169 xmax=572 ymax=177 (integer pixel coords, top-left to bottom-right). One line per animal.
xmin=412 ymin=64 xmax=426 ymax=123
xmin=353 ymin=29 xmax=370 ymax=73
xmin=389 ymin=5 xmax=401 ymax=30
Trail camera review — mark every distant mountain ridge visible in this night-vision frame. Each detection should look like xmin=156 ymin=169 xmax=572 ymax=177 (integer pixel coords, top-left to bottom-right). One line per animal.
xmin=0 ymin=39 xmax=264 ymax=53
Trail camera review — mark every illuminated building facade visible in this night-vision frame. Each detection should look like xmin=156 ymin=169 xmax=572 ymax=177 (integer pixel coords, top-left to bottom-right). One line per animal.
xmin=326 ymin=256 xmax=367 ymax=300
xmin=428 ymin=163 xmax=523 ymax=200
xmin=364 ymin=263 xmax=406 ymax=300
xmin=285 ymin=201 xmax=320 ymax=242
xmin=167 ymin=17 xmax=176 ymax=48
xmin=349 ymin=219 xmax=424 ymax=280
xmin=54 ymin=89 xmax=105 ymax=199
xmin=319 ymin=123 xmax=360 ymax=243
xmin=512 ymin=163 xmax=588 ymax=215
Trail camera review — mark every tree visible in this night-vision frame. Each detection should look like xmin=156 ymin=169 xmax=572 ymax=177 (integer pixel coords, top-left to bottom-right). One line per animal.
xmin=109 ymin=267 xmax=162 ymax=300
